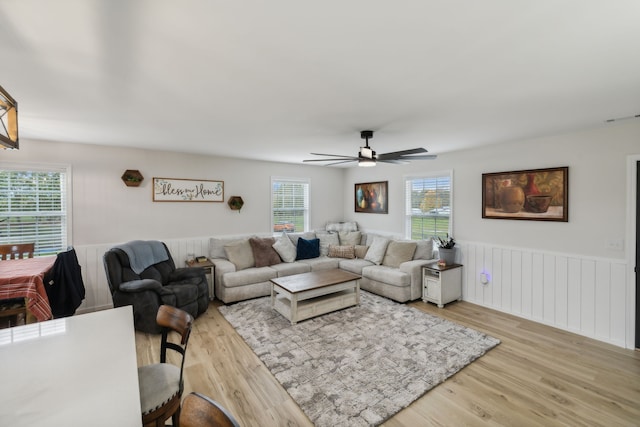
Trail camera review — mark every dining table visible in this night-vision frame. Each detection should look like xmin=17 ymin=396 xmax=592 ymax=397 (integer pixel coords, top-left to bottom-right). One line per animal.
xmin=0 ymin=305 xmax=142 ymax=426
xmin=0 ymin=256 xmax=56 ymax=322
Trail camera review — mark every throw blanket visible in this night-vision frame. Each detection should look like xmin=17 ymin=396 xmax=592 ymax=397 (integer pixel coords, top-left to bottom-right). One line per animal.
xmin=114 ymin=240 xmax=169 ymax=274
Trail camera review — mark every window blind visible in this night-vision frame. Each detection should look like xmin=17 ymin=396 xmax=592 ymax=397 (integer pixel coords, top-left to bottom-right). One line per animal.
xmin=0 ymin=168 xmax=68 ymax=256
xmin=405 ymin=172 xmax=452 ymax=240
xmin=271 ymin=178 xmax=309 ymax=233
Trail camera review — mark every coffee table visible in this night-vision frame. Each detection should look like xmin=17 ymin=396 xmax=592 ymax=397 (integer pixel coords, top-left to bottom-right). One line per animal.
xmin=270 ymin=269 xmax=361 ymax=324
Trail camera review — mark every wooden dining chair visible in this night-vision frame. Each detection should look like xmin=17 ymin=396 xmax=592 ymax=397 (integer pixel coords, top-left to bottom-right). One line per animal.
xmin=138 ymin=305 xmax=194 ymax=427
xmin=0 ymin=243 xmax=35 ymax=260
xmin=180 ymin=392 xmax=241 ymax=427
xmin=0 ymin=243 xmax=36 ymax=327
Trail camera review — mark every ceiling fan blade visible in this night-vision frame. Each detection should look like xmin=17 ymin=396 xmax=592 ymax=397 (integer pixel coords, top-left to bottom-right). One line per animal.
xmin=377 ymin=147 xmax=428 ymax=160
xmin=378 ymin=159 xmax=409 ymax=164
xmin=395 ymin=154 xmax=438 ymax=160
xmin=309 ymin=152 xmax=359 ymax=158
xmin=325 ymin=159 xmax=357 ymax=166
xmin=303 ymin=157 xmax=358 ymax=162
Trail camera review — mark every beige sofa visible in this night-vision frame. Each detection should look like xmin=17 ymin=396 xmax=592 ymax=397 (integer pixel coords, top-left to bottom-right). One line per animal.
xmin=209 ymin=224 xmax=436 ymax=304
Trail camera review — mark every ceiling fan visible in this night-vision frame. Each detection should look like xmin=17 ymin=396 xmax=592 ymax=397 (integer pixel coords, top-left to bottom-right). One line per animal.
xmin=303 ymin=130 xmax=437 ymax=167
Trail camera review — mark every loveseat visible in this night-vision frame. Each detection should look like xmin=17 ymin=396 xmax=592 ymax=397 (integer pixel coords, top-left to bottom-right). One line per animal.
xmin=209 ymin=223 xmax=436 ymax=304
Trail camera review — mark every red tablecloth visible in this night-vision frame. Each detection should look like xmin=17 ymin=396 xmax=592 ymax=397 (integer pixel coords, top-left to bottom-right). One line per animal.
xmin=0 ymin=256 xmax=56 ymax=321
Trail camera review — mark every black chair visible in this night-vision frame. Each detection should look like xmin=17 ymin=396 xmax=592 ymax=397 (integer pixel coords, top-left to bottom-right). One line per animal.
xmin=103 ymin=240 xmax=208 ymax=333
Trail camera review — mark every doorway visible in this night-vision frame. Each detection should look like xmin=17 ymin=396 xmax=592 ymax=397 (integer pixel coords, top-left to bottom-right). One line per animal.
xmin=636 ymin=161 xmax=640 ymax=349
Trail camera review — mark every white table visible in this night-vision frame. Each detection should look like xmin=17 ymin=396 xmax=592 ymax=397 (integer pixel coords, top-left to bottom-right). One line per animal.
xmin=0 ymin=306 xmax=142 ymax=427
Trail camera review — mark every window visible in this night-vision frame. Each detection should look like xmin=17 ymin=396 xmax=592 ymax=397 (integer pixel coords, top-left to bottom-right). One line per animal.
xmin=0 ymin=166 xmax=70 ymax=256
xmin=405 ymin=171 xmax=452 ymax=240
xmin=271 ymin=177 xmax=309 ymax=234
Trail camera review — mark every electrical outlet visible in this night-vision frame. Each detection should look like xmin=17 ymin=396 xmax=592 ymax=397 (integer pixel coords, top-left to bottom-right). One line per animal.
xmin=480 ymin=273 xmax=489 ymax=285
xmin=605 ymin=239 xmax=624 ymax=251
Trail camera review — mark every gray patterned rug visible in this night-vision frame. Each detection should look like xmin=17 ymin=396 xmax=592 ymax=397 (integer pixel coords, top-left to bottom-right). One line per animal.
xmin=219 ymin=291 xmax=499 ymax=427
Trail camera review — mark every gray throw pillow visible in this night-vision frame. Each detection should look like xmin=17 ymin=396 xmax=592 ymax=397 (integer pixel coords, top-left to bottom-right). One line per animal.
xmin=338 ymin=231 xmax=361 ymax=246
xmin=413 ymin=238 xmax=434 ymax=260
xmin=272 ymin=233 xmax=297 ymax=263
xmin=354 ymin=245 xmax=369 ymax=259
xmin=316 ymin=231 xmax=340 ymax=256
xmin=382 ymin=241 xmax=418 ymax=268
xmin=224 ymin=239 xmax=255 ymax=270
xmin=364 ymin=236 xmax=390 ymax=265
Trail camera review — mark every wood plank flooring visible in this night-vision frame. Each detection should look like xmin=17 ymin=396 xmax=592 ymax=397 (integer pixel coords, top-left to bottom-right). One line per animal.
xmin=135 ymin=299 xmax=640 ymax=426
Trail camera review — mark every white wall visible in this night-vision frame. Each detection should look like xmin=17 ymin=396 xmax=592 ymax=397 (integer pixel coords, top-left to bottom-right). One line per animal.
xmin=2 ymin=121 xmax=638 ymax=347
xmin=344 ymin=121 xmax=639 ymax=259
xmin=343 ymin=120 xmax=640 ymax=348
xmin=2 ymin=140 xmax=346 ymax=245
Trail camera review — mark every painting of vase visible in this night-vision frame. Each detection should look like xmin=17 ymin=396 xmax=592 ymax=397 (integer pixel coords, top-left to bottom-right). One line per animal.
xmin=482 ymin=167 xmax=568 ymax=222
xmin=354 ymin=181 xmax=388 ymax=214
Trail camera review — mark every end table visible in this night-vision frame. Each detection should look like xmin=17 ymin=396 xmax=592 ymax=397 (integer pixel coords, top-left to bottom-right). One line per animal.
xmin=186 ymin=258 xmax=215 ymax=300
xmin=422 ymin=262 xmax=462 ymax=308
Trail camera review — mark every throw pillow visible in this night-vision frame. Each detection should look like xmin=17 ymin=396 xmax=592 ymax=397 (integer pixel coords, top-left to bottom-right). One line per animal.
xmin=364 ymin=236 xmax=390 ymax=265
xmin=272 ymin=234 xmax=297 ymax=263
xmin=316 ymin=231 xmax=340 ymax=256
xmin=287 ymin=232 xmax=316 ymax=247
xmin=338 ymin=231 xmax=361 ymax=246
xmin=249 ymin=237 xmax=281 ymax=267
xmin=296 ymin=238 xmax=320 ymax=260
xmin=354 ymin=245 xmax=369 ymax=259
xmin=382 ymin=241 xmax=418 ymax=268
xmin=326 ymin=221 xmax=358 ymax=232
xmin=210 ymin=236 xmax=245 ymax=259
xmin=328 ymin=245 xmax=355 ymax=259
xmin=413 ymin=238 xmax=434 ymax=260
xmin=224 ymin=239 xmax=255 ymax=270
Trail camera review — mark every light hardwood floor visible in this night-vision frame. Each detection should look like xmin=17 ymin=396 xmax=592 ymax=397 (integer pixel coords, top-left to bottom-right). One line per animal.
xmin=135 ymin=299 xmax=640 ymax=426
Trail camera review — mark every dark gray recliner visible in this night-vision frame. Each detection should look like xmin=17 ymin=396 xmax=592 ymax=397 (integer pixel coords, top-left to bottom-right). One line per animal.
xmin=103 ymin=240 xmax=208 ymax=333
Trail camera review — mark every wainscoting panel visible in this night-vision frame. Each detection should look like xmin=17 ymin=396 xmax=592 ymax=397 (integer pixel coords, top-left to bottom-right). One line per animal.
xmin=457 ymin=242 xmax=628 ymax=347
xmin=71 ymin=238 xmax=629 ymax=348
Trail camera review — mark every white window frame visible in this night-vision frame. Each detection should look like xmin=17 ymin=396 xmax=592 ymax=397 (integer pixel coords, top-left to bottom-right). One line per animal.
xmin=0 ymin=162 xmax=72 ymax=255
xmin=270 ymin=176 xmax=310 ymax=234
xmin=404 ymin=170 xmax=453 ymax=240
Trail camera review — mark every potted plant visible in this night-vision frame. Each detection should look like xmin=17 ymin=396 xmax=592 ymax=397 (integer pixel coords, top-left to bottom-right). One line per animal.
xmin=435 ymin=234 xmax=456 ymax=265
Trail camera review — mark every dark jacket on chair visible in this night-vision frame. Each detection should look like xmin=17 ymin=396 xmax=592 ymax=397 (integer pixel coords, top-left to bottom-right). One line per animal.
xmin=44 ymin=247 xmax=86 ymax=318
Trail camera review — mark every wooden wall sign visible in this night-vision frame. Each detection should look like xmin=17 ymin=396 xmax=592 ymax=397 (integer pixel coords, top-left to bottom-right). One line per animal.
xmin=152 ymin=177 xmax=224 ymax=202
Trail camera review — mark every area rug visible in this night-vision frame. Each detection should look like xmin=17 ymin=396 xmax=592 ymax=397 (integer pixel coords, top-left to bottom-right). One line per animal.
xmin=218 ymin=291 xmax=500 ymax=427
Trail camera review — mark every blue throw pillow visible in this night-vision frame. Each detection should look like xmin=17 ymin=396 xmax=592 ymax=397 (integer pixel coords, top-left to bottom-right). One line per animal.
xmin=296 ymin=238 xmax=320 ymax=260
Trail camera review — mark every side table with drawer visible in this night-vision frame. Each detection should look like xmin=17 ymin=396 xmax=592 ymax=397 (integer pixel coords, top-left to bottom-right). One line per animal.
xmin=422 ymin=262 xmax=463 ymax=308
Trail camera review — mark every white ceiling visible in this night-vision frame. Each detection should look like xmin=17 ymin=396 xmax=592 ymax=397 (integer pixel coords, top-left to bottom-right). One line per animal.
xmin=2 ymin=0 xmax=639 ymax=165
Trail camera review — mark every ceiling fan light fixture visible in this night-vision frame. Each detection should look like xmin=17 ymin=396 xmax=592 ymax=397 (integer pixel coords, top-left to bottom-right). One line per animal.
xmin=358 ymin=158 xmax=376 ymax=167
xmin=304 ymin=129 xmax=436 ymax=167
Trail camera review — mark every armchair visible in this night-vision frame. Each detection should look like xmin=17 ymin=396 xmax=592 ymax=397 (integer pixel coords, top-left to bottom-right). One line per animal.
xmin=103 ymin=240 xmax=208 ymax=333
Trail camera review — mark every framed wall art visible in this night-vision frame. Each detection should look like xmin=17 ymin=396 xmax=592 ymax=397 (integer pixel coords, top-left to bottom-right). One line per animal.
xmin=482 ymin=167 xmax=568 ymax=221
xmin=153 ymin=177 xmax=224 ymax=202
xmin=355 ymin=181 xmax=388 ymax=214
